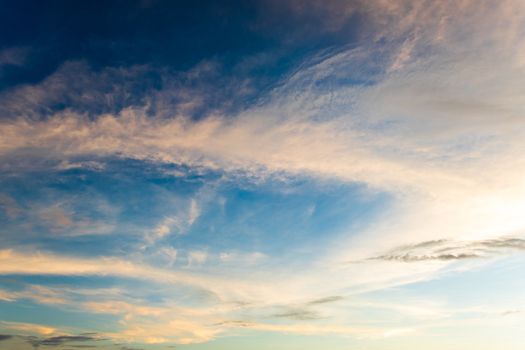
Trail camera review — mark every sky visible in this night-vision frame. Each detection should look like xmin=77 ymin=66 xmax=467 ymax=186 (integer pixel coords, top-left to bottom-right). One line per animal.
xmin=1 ymin=0 xmax=525 ymax=349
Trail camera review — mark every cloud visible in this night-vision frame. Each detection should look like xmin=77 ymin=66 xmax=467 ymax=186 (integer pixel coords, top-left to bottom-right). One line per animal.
xmin=377 ymin=252 xmax=479 ymax=263
xmin=273 ymin=309 xmax=321 ymax=321
xmin=7 ymin=194 xmax=118 ymax=237
xmin=307 ymin=295 xmax=344 ymax=305
xmin=1 ymin=5 xmax=524 ymax=210
xmin=147 ymin=217 xmax=178 ymax=243
xmin=0 ymin=329 xmax=109 ymax=350
xmin=0 ymin=249 xmax=442 ymax=344
xmin=144 ymin=198 xmax=201 ymax=246
xmin=0 ymin=102 xmax=461 ymax=194
xmin=0 ymin=249 xmax=247 ymax=300
xmin=218 ymin=251 xmax=267 ymax=265
xmin=188 ymin=199 xmax=200 ymax=227
xmin=38 ymin=205 xmax=73 ymax=229
xmin=157 ymin=247 xmax=178 ymax=266
xmin=372 ymin=238 xmax=525 ymax=263
xmin=0 ymin=321 xmax=56 ymax=335
xmin=0 ymin=334 xmax=12 ymax=341
xmin=8 ymin=285 xmax=69 ymax=305
xmin=84 ymin=301 xmax=164 ymax=317
xmin=67 ymin=345 xmax=98 ymax=348
xmin=0 ymin=194 xmax=21 ymax=219
xmin=0 ymin=61 xmax=160 ymax=120
xmin=57 ymin=160 xmax=106 ymax=171
xmin=35 ymin=335 xmax=100 ymax=346
xmin=269 ymin=295 xmax=345 ymax=321
xmin=0 ymin=289 xmax=14 ymax=301
xmin=0 ymin=47 xmax=28 ymax=66
xmin=17 ymin=334 xmax=105 ymax=350
xmin=187 ymin=251 xmax=208 ymax=266
xmin=220 ymin=320 xmax=409 ymax=338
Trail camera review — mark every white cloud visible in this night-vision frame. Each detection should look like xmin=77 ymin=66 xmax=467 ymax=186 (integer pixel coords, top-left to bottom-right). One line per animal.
xmin=188 ymin=199 xmax=200 ymax=226
xmin=57 ymin=160 xmax=105 ymax=171
xmin=219 ymin=251 xmax=267 ymax=265
xmin=187 ymin=251 xmax=208 ymax=267
xmin=144 ymin=198 xmax=201 ymax=245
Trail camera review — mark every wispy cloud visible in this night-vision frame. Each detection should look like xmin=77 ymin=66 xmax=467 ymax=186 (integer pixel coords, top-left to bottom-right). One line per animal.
xmin=0 ymin=47 xmax=29 ymax=67
xmin=371 ymin=238 xmax=525 ymax=263
xmin=307 ymin=295 xmax=344 ymax=305
xmin=187 ymin=250 xmax=208 ymax=267
xmin=272 ymin=309 xmax=322 ymax=321
xmin=145 ymin=199 xmax=201 ymax=245
xmin=0 ymin=249 xmax=245 ymax=299
xmin=0 ymin=321 xmax=57 ymax=336
xmin=0 ymin=194 xmax=20 ymax=219
xmin=0 ymin=249 xmax=449 ymax=344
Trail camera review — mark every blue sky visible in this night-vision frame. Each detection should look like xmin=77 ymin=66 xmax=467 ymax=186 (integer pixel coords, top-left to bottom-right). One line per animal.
xmin=1 ymin=1 xmax=525 ymax=349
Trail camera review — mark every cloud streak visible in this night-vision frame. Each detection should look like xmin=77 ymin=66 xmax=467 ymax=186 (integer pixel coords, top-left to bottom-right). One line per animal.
xmin=372 ymin=238 xmax=525 ymax=263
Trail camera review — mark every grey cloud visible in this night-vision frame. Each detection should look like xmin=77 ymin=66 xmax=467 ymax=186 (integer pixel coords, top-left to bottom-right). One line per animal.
xmin=372 ymin=238 xmax=525 ymax=263
xmin=307 ymin=295 xmax=344 ymax=305
xmin=23 ymin=334 xmax=101 ymax=348
xmin=402 ymin=240 xmax=447 ymax=249
xmin=480 ymin=238 xmax=525 ymax=250
xmin=21 ymin=335 xmax=41 ymax=349
xmin=69 ymin=345 xmax=98 ymax=348
xmin=0 ymin=334 xmax=13 ymax=341
xmin=273 ymin=308 xmax=321 ymax=320
xmin=40 ymin=335 xmax=97 ymax=346
xmin=213 ymin=320 xmax=252 ymax=328
xmin=269 ymin=295 xmax=344 ymax=321
xmin=377 ymin=252 xmax=480 ymax=262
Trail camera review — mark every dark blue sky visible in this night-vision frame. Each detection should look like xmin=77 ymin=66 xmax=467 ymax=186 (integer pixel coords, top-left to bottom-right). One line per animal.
xmin=0 ymin=0 xmax=362 ymax=91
